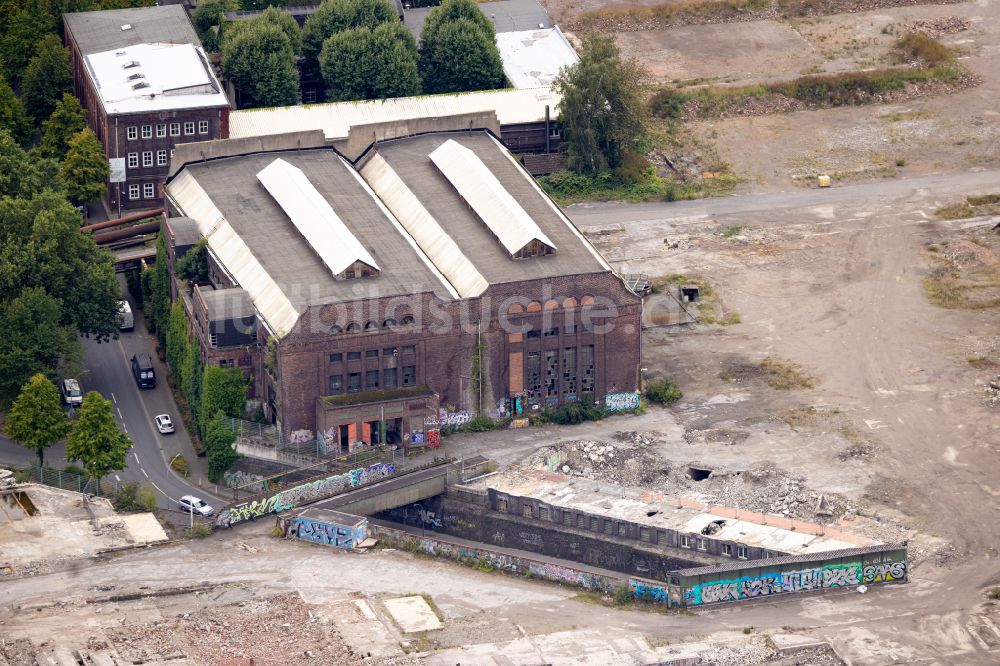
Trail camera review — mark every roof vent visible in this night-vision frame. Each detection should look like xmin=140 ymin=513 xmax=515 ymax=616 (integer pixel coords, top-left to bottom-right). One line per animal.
xmin=127 ymin=73 xmax=145 ymax=81
xmin=120 ymin=23 xmax=132 ymax=31
xmin=131 ymin=81 xmax=150 ymax=90
xmin=114 ymin=49 xmax=126 ymax=56
xmin=122 ymin=60 xmax=140 ymax=69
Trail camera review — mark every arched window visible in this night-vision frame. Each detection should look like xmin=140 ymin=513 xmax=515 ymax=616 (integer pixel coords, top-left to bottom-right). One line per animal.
xmin=580 ymin=295 xmax=595 ymax=306
xmin=400 ymin=315 xmax=415 ymax=326
xmin=345 ymin=322 xmax=360 ymax=333
xmin=526 ymin=301 xmax=542 ymax=313
xmin=507 ymin=303 xmax=524 ymax=315
xmin=562 ymin=297 xmax=578 ymax=308
xmin=365 ymin=321 xmax=378 ymax=330
xmin=544 ymin=299 xmax=560 ymax=310
xmin=382 ymin=318 xmax=396 ymax=328
xmin=329 ymin=324 xmax=343 ymax=334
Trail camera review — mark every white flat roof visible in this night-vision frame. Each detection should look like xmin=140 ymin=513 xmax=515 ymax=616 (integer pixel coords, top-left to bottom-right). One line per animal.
xmin=496 ymin=28 xmax=579 ymax=89
xmin=84 ymin=42 xmax=228 ymax=115
xmin=430 ymin=139 xmax=555 ymax=257
xmin=256 ymin=158 xmax=380 ymax=277
xmin=227 ymin=87 xmax=562 ymax=141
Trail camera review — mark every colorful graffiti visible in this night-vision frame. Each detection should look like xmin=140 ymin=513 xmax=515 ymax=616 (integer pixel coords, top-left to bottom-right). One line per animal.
xmin=439 ymin=409 xmax=472 ymax=427
xmin=427 ymin=429 xmax=441 ymax=448
xmin=222 ymin=462 xmax=396 ymax=526
xmin=289 ymin=429 xmax=314 ymax=444
xmin=224 ymin=469 xmax=269 ymax=493
xmin=604 ymin=392 xmax=641 ymax=411
xmin=685 ymin=562 xmax=868 ymax=605
xmin=630 ymin=580 xmax=671 ymax=606
xmin=291 ymin=516 xmax=367 ymax=549
xmin=862 ymin=561 xmax=906 ymax=583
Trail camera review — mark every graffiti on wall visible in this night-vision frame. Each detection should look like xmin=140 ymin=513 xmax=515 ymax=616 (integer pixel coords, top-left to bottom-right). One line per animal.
xmin=684 ymin=561 xmax=888 ymax=605
xmin=222 ymin=462 xmax=396 ymax=526
xmin=630 ymin=580 xmax=671 ymax=606
xmin=291 ymin=516 xmax=367 ymax=549
xmin=439 ymin=409 xmax=472 ymax=428
xmin=427 ymin=429 xmax=441 ymax=449
xmin=289 ymin=429 xmax=314 ymax=444
xmin=224 ymin=469 xmax=269 ymax=493
xmin=604 ymin=392 xmax=641 ymax=411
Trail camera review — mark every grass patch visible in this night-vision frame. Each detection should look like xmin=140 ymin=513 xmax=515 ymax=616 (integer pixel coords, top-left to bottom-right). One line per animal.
xmin=169 ymin=454 xmax=189 ymax=476
xmin=721 ymin=224 xmax=745 ymax=238
xmin=935 ymin=194 xmax=1000 ymax=219
xmin=760 ymin=357 xmax=816 ymax=390
xmin=935 ymin=202 xmax=975 ymax=220
xmin=967 ymin=193 xmax=1000 ymax=206
xmin=185 ymin=524 xmax=213 ymax=539
xmin=575 ymin=0 xmax=770 ymax=30
xmin=644 ymin=378 xmax=682 ymax=405
xmin=650 ymin=63 xmax=962 ymax=121
xmin=538 ymin=167 xmax=736 ymax=205
xmin=894 ymin=32 xmax=953 ymax=66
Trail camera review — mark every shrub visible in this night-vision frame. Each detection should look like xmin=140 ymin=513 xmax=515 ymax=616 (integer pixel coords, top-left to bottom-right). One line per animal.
xmin=137 ymin=483 xmax=158 ymax=511
xmin=613 ymin=586 xmax=634 ymax=605
xmin=169 ymin=454 xmax=189 ymax=476
xmin=542 ymin=400 xmax=606 ymax=425
xmin=644 ymin=378 xmax=682 ymax=405
xmin=185 ymin=524 xmax=213 ymax=539
xmin=613 ymin=150 xmax=651 ymax=186
xmin=111 ymin=482 xmax=140 ymax=512
xmin=463 ymin=415 xmax=497 ymax=432
xmin=895 ymin=32 xmax=952 ymax=66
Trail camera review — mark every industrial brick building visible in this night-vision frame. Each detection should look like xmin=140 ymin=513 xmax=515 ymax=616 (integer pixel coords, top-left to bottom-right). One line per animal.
xmin=64 ymin=6 xmax=230 ymax=214
xmin=164 ymin=129 xmax=640 ymax=450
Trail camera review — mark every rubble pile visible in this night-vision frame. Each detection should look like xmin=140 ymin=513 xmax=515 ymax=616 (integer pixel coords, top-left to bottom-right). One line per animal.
xmin=907 ymin=16 xmax=970 ymax=39
xmin=524 ymin=432 xmax=684 ymax=488
xmin=987 ymin=376 xmax=1000 ymax=407
xmin=701 ymin=465 xmax=856 ymax=523
xmin=105 ymin=593 xmax=356 ymax=665
xmin=702 ymin=635 xmax=778 ymax=666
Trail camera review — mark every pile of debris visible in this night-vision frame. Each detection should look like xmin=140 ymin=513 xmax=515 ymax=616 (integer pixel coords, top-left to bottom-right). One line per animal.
xmin=906 ymin=16 xmax=970 ymax=39
xmin=523 ymin=432 xmax=683 ymax=489
xmin=701 ymin=635 xmax=778 ymax=666
xmin=701 ymin=465 xmax=856 ymax=523
xmin=987 ymin=375 xmax=1000 ymax=407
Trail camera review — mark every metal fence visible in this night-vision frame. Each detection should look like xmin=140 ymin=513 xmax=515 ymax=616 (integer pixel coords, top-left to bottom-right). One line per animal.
xmin=16 ymin=465 xmax=116 ymax=496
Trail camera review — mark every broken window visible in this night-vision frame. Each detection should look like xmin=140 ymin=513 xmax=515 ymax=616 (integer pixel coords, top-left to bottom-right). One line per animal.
xmin=365 ymin=370 xmax=379 ymax=390
xmin=580 ymin=345 xmax=595 ymax=394
xmin=543 ymin=327 xmax=559 ymax=337
xmin=526 ymin=351 xmax=541 ymax=396
xmin=539 ymin=506 xmax=549 ymax=521
xmin=722 ymin=543 xmax=732 ymax=556
xmin=401 ymin=365 xmax=416 ymax=386
xmin=545 ymin=350 xmax=558 ymax=397
xmin=522 ymin=504 xmax=533 ymax=518
xmin=347 ymin=372 xmax=361 ymax=393
xmin=383 ymin=367 xmax=397 ymax=389
xmin=498 ymin=498 xmax=508 ymax=512
xmin=328 ymin=374 xmax=343 ymax=394
xmin=562 ymin=347 xmax=577 ymax=395
xmin=329 ymin=353 xmax=342 ymax=362
xmin=526 ymin=329 xmax=541 ymax=339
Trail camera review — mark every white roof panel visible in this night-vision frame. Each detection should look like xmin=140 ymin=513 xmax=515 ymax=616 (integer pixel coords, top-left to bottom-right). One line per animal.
xmin=228 ymin=87 xmax=561 ymax=141
xmin=256 ymin=158 xmax=380 ymax=277
xmin=360 ymin=153 xmax=488 ymax=298
xmin=166 ymin=170 xmax=301 ymax=337
xmin=495 ymin=28 xmax=579 ymax=89
xmin=429 ymin=139 xmax=555 ymax=257
xmin=84 ymin=42 xmax=228 ymax=115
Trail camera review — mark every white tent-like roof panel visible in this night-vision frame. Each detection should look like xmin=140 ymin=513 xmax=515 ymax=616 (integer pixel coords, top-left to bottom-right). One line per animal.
xmin=256 ymin=158 xmax=380 ymax=277
xmin=429 ymin=139 xmax=555 ymax=257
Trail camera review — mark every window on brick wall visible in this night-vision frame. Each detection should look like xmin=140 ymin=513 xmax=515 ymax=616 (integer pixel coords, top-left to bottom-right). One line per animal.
xmin=141 ymin=125 xmax=151 ymax=138
xmin=401 ymin=365 xmax=416 ymax=386
xmin=198 ymin=120 xmax=209 ymax=134
xmin=127 ymin=153 xmax=138 ymax=168
xmin=142 ymin=151 xmax=152 ymax=167
xmin=722 ymin=543 xmax=732 ymax=556
xmin=697 ymin=538 xmax=707 ymax=551
xmin=365 ymin=349 xmax=378 ymax=358
xmin=156 ymin=123 xmax=166 ymax=137
xmin=143 ymin=183 xmax=154 ymax=198
xmin=365 ymin=370 xmax=379 ymax=390
xmin=562 ymin=347 xmax=577 ymax=395
xmin=581 ymin=344 xmax=595 ymax=394
xmin=157 ymin=150 xmax=167 ymax=166
xmin=170 ymin=122 xmax=180 ymax=136
xmin=329 ymin=353 xmax=342 ymax=362
xmin=347 ymin=372 xmax=361 ymax=392
xmin=544 ymin=350 xmax=558 ymax=397
xmin=522 ymin=504 xmax=532 ymax=518
xmin=128 ymin=184 xmax=140 ymax=200
xmin=539 ymin=506 xmax=549 ymax=520
xmin=127 ymin=126 xmax=137 ymax=140
xmin=526 ymin=351 xmax=541 ymax=396
xmin=543 ymin=327 xmax=559 ymax=337
xmin=680 ymin=535 xmax=690 ymax=548
xmin=328 ymin=374 xmax=343 ymax=394
xmin=210 ymin=333 xmax=217 ymax=347
xmin=383 ymin=367 xmax=397 ymax=389
xmin=347 ymin=351 xmax=361 ymax=360
xmin=184 ymin=121 xmax=195 ymax=135
xmin=737 ymin=546 xmax=748 ymax=559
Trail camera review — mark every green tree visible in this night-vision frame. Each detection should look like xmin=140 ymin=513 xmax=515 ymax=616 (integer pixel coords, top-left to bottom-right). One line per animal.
xmin=4 ymin=373 xmax=70 ymax=466
xmin=21 ymin=35 xmax=73 ymax=122
xmin=418 ymin=0 xmax=493 ymax=50
xmin=37 ymin=93 xmax=87 ymax=159
xmin=0 ymin=127 xmax=61 ymax=197
xmin=302 ymin=0 xmax=398 ymax=88
xmin=222 ymin=20 xmax=299 ymax=108
xmin=200 ymin=365 xmax=248 ymax=433
xmin=175 ymin=238 xmax=209 ymax=283
xmin=554 ymin=32 xmax=647 ymax=175
xmin=165 ymin=301 xmax=189 ymax=376
xmin=0 ymin=73 xmax=33 ymax=146
xmin=58 ymin=128 xmax=109 ymax=203
xmin=225 ymin=5 xmax=301 ymax=54
xmin=142 ymin=230 xmax=171 ymax=345
xmin=319 ymin=21 xmax=420 ymax=102
xmin=193 ymin=0 xmax=235 ymax=53
xmin=66 ymin=391 xmax=132 ymax=483
xmin=419 ymin=17 xmax=505 ymax=94
xmin=0 ymin=288 xmax=78 ymax=406
xmin=203 ymin=409 xmax=238 ymax=482
xmin=238 ymin=0 xmax=286 ymax=9
xmin=0 ymin=190 xmax=122 ymax=341
xmin=181 ymin=335 xmax=202 ymax=424
xmin=0 ymin=0 xmax=55 ymax=86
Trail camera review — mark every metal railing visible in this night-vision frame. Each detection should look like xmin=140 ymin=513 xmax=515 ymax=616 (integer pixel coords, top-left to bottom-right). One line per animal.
xmin=16 ymin=465 xmax=115 ymax=496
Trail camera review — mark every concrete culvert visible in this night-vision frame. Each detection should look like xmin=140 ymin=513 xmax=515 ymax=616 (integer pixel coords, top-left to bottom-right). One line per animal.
xmin=687 ymin=466 xmax=712 ymax=481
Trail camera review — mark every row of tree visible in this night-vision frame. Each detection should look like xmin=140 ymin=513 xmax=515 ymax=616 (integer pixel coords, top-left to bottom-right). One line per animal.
xmin=200 ymin=0 xmax=504 ymax=108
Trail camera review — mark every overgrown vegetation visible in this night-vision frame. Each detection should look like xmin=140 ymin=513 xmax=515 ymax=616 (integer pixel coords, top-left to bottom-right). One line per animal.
xmin=185 ymin=524 xmax=213 ymax=539
xmin=760 ymin=357 xmax=817 ymax=390
xmin=541 ymin=400 xmax=607 ymax=425
xmin=540 ymin=167 xmax=738 ymax=204
xmin=574 ymin=0 xmax=770 ymax=30
xmin=893 ymin=32 xmax=953 ymax=67
xmin=170 ymin=454 xmax=189 ymax=477
xmin=935 ymin=193 xmax=1000 ymax=220
xmin=111 ymin=482 xmax=157 ymax=513
xmin=644 ymin=378 xmax=682 ymax=405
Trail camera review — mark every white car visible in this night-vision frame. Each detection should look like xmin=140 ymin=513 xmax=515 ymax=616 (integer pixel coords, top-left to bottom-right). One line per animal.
xmin=154 ymin=414 xmax=175 ymax=434
xmin=178 ymin=495 xmax=213 ymax=517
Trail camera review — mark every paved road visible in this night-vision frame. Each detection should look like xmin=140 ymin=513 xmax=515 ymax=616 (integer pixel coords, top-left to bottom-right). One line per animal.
xmin=565 ymin=167 xmax=1000 ymax=230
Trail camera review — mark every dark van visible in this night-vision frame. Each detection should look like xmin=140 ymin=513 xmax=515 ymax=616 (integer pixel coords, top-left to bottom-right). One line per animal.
xmin=131 ymin=353 xmax=155 ymax=389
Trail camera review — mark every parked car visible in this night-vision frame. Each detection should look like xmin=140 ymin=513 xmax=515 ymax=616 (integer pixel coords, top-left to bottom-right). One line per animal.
xmin=178 ymin=495 xmax=213 ymax=517
xmin=131 ymin=353 xmax=155 ymax=389
xmin=154 ymin=414 xmax=175 ymax=434
xmin=118 ymin=300 xmax=134 ymax=331
xmin=60 ymin=378 xmax=83 ymax=406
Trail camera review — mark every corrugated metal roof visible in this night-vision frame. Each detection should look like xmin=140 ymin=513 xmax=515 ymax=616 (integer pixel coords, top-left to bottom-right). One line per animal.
xmin=256 ymin=158 xmax=380 ymax=276
xmin=430 ymin=139 xmax=555 ymax=257
xmin=84 ymin=42 xmax=227 ymax=115
xmin=360 ymin=152 xmax=488 ymax=298
xmin=227 ymin=87 xmax=562 ymax=141
xmin=167 ymin=169 xmax=301 ymax=337
xmin=496 ymin=28 xmax=578 ymax=89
